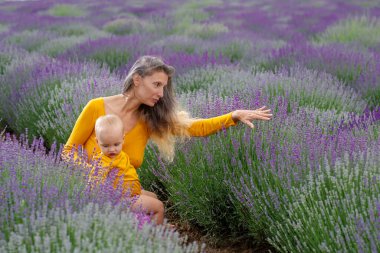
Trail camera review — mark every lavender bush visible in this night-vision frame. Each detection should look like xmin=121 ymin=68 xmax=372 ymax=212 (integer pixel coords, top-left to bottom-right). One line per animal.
xmin=176 ymin=65 xmax=367 ymax=113
xmin=0 ymin=134 xmax=85 ymax=237
xmin=36 ymin=36 xmax=90 ymax=57
xmin=172 ymin=1 xmax=215 ymax=22
xmin=211 ymin=38 xmax=255 ymax=63
xmin=151 ymin=35 xmax=207 ymax=55
xmin=48 ymin=23 xmax=108 ymax=38
xmin=117 ymin=51 xmax=229 ymax=78
xmin=4 ymin=30 xmax=57 ymax=52
xmin=150 ymin=32 xmax=282 ymax=65
xmin=177 ymin=22 xmax=229 ymax=40
xmin=0 ymin=203 xmax=203 ymax=253
xmin=36 ymin=70 xmax=121 ymax=146
xmin=171 ymin=1 xmax=229 ymax=39
xmin=226 ymin=108 xmax=378 ymax=235
xmin=261 ymin=42 xmax=380 ymax=106
xmin=0 ymin=53 xmax=49 ymax=127
xmin=141 ymin=87 xmax=378 ymax=246
xmin=205 ymin=0 xmax=368 ymax=41
xmin=0 ymin=56 xmax=117 ymax=145
xmin=33 ymin=23 xmax=110 ymax=57
xmin=58 ymin=35 xmax=148 ymax=72
xmin=0 ymin=44 xmax=29 ymax=75
xmin=0 ymin=132 xmax=203 ymax=252
xmin=314 ymin=15 xmax=380 ymax=49
xmin=13 ymin=61 xmax=117 ymax=147
xmin=1 ymin=0 xmax=380 ymax=250
xmin=225 ymin=102 xmax=379 ymax=245
xmin=102 ymin=16 xmax=151 ymax=35
xmin=268 ymin=145 xmax=380 ymax=252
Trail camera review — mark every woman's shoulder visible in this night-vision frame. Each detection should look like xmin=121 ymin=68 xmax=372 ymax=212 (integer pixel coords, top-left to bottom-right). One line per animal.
xmin=88 ymin=97 xmax=104 ymax=105
xmin=81 ymin=97 xmax=105 ymax=116
xmin=103 ymin=94 xmax=125 ymax=106
xmin=84 ymin=97 xmax=105 ymax=109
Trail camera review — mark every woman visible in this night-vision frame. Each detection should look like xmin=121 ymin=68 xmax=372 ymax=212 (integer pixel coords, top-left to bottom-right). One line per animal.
xmin=63 ymin=55 xmax=272 ymax=224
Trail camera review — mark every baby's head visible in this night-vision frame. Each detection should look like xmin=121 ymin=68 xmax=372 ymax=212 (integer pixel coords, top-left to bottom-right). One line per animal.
xmin=95 ymin=114 xmax=124 ymax=158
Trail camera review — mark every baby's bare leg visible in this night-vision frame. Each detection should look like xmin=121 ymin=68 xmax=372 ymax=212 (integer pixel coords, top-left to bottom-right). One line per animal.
xmin=131 ymin=195 xmax=164 ymax=225
xmin=141 ymin=189 xmax=158 ymax=199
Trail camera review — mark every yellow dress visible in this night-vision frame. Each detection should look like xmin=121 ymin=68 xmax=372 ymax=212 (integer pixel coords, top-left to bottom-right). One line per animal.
xmin=89 ymin=151 xmax=141 ymax=197
xmin=62 ymin=97 xmax=237 ymax=195
xmin=62 ymin=97 xmax=237 ymax=168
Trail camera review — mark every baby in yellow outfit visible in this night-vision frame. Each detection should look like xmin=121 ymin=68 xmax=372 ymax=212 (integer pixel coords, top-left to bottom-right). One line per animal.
xmin=90 ymin=114 xmax=141 ymax=197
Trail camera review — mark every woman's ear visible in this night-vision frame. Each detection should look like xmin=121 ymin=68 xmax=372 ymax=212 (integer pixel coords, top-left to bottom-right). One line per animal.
xmin=132 ymin=74 xmax=141 ymax=86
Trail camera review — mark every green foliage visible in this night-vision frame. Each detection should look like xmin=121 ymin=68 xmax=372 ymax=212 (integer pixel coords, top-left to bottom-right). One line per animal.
xmin=138 ymin=146 xmax=171 ymax=200
xmin=214 ymin=39 xmax=252 ymax=63
xmin=142 ymin=129 xmax=250 ymax=244
xmin=5 ymin=30 xmax=54 ymax=52
xmin=90 ymin=49 xmax=131 ymax=72
xmin=363 ymin=86 xmax=380 ymax=108
xmin=37 ymin=36 xmax=88 ymax=57
xmin=15 ymin=79 xmax=63 ymax=142
xmin=171 ymin=1 xmax=227 ymax=38
xmin=175 ymin=65 xmax=233 ymax=93
xmin=0 ymin=23 xmax=8 ymax=33
xmin=49 ymin=23 xmax=108 ymax=38
xmin=315 ymin=15 xmax=380 ymax=48
xmin=103 ymin=17 xmax=147 ymax=35
xmin=333 ymin=63 xmax=363 ymax=85
xmin=347 ymin=0 xmax=380 ymax=7
xmin=0 ymin=53 xmax=11 ymax=75
xmin=151 ymin=35 xmax=200 ymax=54
xmin=48 ymin=4 xmax=87 ymax=17
xmin=176 ymin=22 xmax=229 ymax=39
xmin=225 ymin=115 xmax=308 ymax=239
xmin=173 ymin=0 xmax=222 ymax=22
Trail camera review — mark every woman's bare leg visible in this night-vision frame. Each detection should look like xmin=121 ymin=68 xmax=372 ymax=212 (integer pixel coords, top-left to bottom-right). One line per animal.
xmin=131 ymin=195 xmax=164 ymax=225
xmin=141 ymin=189 xmax=158 ymax=199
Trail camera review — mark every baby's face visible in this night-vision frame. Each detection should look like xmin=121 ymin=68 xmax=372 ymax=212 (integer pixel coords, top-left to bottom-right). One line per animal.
xmin=96 ymin=130 xmax=124 ymax=158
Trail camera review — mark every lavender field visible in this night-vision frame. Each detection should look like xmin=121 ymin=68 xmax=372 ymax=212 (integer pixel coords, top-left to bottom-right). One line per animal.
xmin=1 ymin=0 xmax=380 ymax=252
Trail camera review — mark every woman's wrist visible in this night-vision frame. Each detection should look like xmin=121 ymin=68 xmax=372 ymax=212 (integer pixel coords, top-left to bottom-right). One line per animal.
xmin=231 ymin=110 xmax=239 ymax=123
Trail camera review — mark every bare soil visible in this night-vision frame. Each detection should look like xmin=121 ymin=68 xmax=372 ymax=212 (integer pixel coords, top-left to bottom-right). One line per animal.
xmin=165 ymin=209 xmax=275 ymax=253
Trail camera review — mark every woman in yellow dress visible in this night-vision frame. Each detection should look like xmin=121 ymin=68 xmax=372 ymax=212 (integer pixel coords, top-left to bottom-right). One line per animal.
xmin=62 ymin=55 xmax=272 ymax=225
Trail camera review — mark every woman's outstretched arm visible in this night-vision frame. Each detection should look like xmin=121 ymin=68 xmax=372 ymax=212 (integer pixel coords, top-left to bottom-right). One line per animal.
xmin=187 ymin=106 xmax=272 ymax=137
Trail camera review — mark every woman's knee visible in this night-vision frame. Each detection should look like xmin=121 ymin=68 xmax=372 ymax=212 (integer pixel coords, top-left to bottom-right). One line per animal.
xmin=147 ymin=196 xmax=164 ymax=214
xmin=141 ymin=189 xmax=158 ymax=199
xmin=155 ymin=198 xmax=164 ymax=212
xmin=132 ymin=195 xmax=163 ymax=213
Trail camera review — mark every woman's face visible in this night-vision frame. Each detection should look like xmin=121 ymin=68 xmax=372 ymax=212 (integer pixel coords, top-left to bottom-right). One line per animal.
xmin=134 ymin=71 xmax=168 ymax=107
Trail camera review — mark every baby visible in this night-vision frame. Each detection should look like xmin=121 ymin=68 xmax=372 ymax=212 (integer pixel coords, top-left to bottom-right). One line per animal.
xmin=91 ymin=114 xmax=165 ymax=224
xmin=91 ymin=114 xmax=141 ymax=196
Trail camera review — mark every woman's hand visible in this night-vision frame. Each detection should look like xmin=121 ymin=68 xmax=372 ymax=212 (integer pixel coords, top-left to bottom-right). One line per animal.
xmin=231 ymin=106 xmax=273 ymax=129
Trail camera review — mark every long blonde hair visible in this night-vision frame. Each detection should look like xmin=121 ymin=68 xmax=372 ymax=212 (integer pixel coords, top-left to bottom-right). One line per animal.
xmin=123 ymin=55 xmax=194 ymax=161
